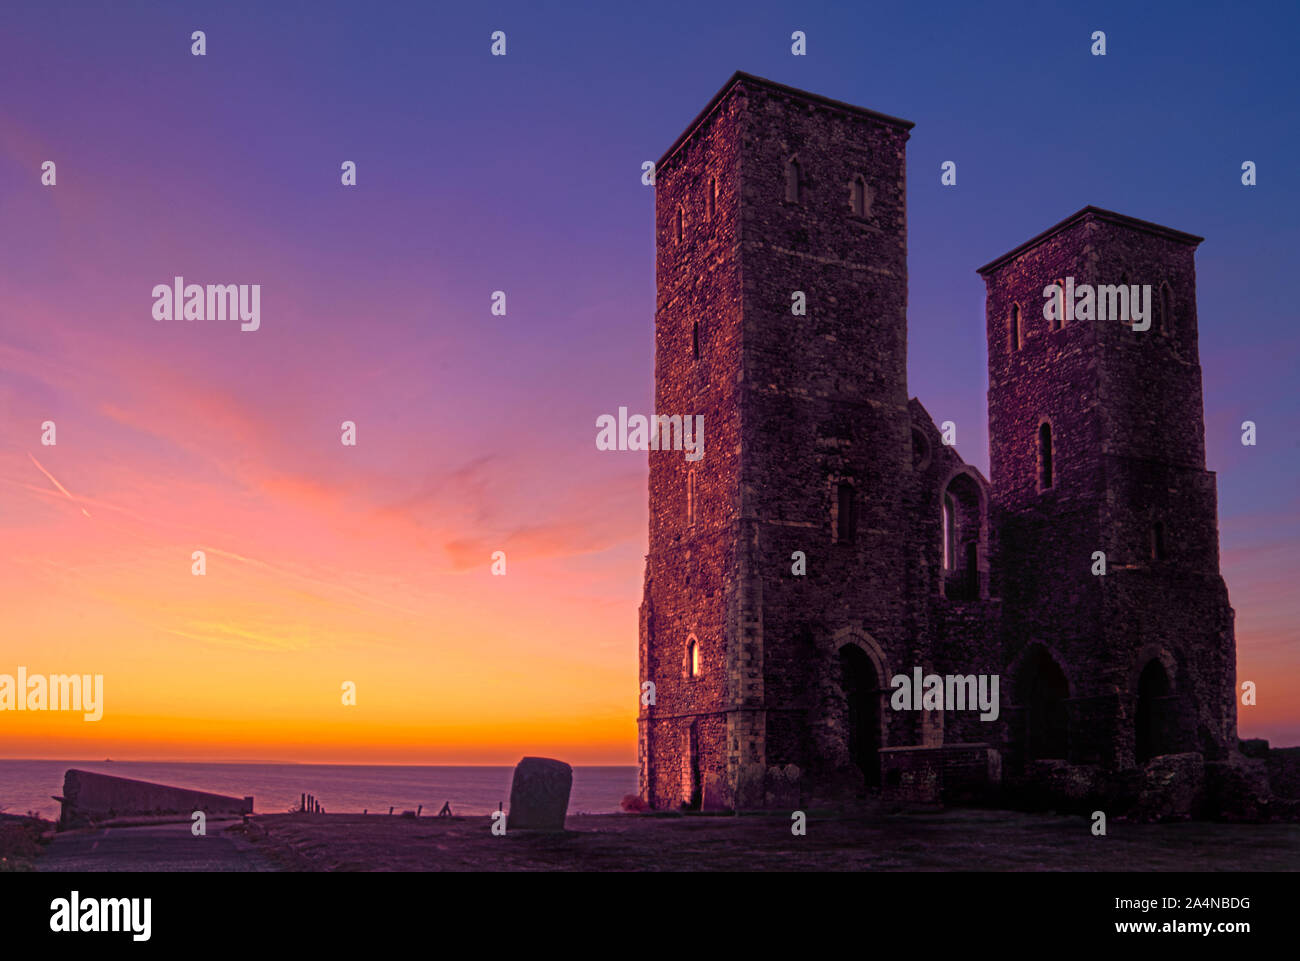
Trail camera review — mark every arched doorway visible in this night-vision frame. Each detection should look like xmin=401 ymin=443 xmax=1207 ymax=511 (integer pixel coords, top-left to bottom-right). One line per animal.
xmin=839 ymin=644 xmax=882 ymax=789
xmin=1135 ymin=660 xmax=1174 ymax=763
xmin=1017 ymin=646 xmax=1070 ymax=762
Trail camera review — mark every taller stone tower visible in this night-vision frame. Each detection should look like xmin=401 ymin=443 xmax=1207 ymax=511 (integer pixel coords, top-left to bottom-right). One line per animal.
xmin=639 ymin=72 xmax=915 ymax=809
xmin=978 ymin=207 xmax=1237 ymax=782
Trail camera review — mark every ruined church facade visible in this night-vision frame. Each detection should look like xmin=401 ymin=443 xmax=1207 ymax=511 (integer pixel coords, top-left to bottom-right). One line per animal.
xmin=637 ymin=72 xmax=1249 ymax=816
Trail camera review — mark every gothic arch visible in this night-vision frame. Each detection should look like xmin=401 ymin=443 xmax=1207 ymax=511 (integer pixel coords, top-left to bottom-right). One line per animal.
xmin=831 ymin=628 xmax=889 ymax=789
xmin=939 ymin=466 xmax=987 ymax=600
xmin=1009 ymin=642 xmax=1074 ymax=764
xmin=1128 ymin=645 xmax=1179 ymax=694
xmin=830 ymin=626 xmax=890 ymax=686
xmin=684 ymin=633 xmax=701 ymax=678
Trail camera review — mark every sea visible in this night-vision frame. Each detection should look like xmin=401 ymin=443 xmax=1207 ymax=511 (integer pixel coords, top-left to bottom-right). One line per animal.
xmin=0 ymin=760 xmax=638 ymax=821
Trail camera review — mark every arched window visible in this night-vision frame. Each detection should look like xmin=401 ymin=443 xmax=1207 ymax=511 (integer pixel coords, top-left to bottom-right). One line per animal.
xmin=1051 ymin=278 xmax=1065 ymax=331
xmin=675 ymin=205 xmax=684 ymax=244
xmin=941 ymin=472 xmax=984 ymax=600
xmin=1150 ymin=521 xmax=1166 ymax=561
xmin=707 ymin=177 xmax=716 ymax=219
xmin=1038 ymin=422 xmax=1053 ymax=490
xmin=686 ymin=636 xmax=701 ymax=677
xmin=1159 ymin=283 xmax=1174 ymax=337
xmin=692 ymin=320 xmax=699 ymax=360
xmin=785 ymin=157 xmax=801 ymax=203
xmin=850 ymin=175 xmax=869 ymax=217
xmin=836 ymin=481 xmax=857 ymax=544
xmin=686 ymin=469 xmax=697 ymax=526
xmin=1011 ymin=303 xmax=1023 ymax=351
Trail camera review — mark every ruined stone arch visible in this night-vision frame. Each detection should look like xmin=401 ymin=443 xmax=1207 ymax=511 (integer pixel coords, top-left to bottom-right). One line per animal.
xmin=939 ymin=466 xmax=987 ymax=600
xmin=831 ymin=627 xmax=890 ymax=686
xmin=831 ymin=628 xmax=890 ymax=788
xmin=1128 ymin=645 xmax=1179 ymax=694
xmin=1130 ymin=646 xmax=1186 ymax=764
xmin=1009 ymin=642 xmax=1074 ymax=764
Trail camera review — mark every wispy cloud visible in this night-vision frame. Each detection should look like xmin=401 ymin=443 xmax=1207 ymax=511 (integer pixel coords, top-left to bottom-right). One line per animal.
xmin=27 ymin=451 xmax=90 ymax=517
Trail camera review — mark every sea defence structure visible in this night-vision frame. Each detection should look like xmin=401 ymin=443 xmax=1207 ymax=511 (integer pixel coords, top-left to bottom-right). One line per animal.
xmin=56 ymin=769 xmax=254 ymax=829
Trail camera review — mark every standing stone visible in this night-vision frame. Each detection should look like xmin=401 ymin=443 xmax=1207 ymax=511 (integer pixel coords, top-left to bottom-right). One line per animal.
xmin=506 ymin=757 xmax=572 ymax=831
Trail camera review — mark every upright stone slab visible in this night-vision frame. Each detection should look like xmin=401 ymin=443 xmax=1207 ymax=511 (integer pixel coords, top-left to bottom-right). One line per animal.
xmin=506 ymin=757 xmax=572 ymax=831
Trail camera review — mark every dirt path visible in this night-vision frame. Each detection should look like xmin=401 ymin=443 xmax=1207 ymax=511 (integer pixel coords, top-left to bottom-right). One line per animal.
xmin=37 ymin=820 xmax=276 ymax=872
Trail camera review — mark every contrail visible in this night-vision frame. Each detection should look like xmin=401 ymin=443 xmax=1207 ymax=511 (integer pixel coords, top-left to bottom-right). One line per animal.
xmin=28 ymin=451 xmax=91 ymax=517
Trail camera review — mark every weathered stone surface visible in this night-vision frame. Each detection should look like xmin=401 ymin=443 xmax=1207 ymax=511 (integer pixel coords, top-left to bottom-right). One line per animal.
xmin=1239 ymin=738 xmax=1270 ymax=760
xmin=1130 ymin=754 xmax=1205 ymax=821
xmin=506 ymin=757 xmax=572 ymax=831
xmin=1265 ymin=747 xmax=1300 ymax=800
xmin=1205 ymin=758 xmax=1271 ymax=820
xmin=762 ymin=764 xmax=801 ymax=808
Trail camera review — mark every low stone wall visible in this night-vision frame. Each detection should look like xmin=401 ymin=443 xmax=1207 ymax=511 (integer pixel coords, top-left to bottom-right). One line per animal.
xmin=880 ymin=744 xmax=1000 ymax=804
xmin=1265 ymin=747 xmax=1300 ymax=800
xmin=58 ymin=769 xmax=253 ymax=829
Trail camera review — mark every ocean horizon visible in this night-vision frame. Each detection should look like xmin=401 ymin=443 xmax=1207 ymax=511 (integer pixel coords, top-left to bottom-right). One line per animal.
xmin=0 ymin=760 xmax=639 ymax=821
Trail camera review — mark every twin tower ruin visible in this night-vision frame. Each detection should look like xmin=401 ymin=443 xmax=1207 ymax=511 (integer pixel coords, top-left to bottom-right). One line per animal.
xmin=637 ymin=72 xmax=1248 ymax=817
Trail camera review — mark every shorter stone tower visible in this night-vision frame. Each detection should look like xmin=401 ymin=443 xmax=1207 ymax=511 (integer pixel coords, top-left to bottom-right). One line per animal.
xmin=978 ymin=207 xmax=1238 ymax=796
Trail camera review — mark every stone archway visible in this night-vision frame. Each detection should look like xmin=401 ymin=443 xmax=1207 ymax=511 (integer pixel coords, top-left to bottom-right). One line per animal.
xmin=839 ymin=643 xmax=882 ymax=789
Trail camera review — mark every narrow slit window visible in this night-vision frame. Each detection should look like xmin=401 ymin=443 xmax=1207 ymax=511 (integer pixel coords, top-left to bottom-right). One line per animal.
xmin=1052 ymin=279 xmax=1065 ymax=331
xmin=692 ymin=320 xmax=700 ymax=360
xmin=785 ymin=158 xmax=801 ymax=203
xmin=1011 ymin=303 xmax=1022 ymax=351
xmin=836 ymin=482 xmax=857 ymax=544
xmin=675 ymin=206 xmax=684 ymax=244
xmin=850 ymin=176 xmax=868 ymax=217
xmin=1038 ymin=422 xmax=1054 ymax=490
xmin=687 ymin=469 xmax=697 ymax=526
xmin=707 ymin=177 xmax=716 ymax=219
xmin=1151 ymin=521 xmax=1167 ymax=561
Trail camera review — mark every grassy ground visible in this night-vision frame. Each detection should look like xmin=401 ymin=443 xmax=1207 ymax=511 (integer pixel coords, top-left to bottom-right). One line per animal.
xmin=0 ymin=816 xmax=52 ymax=872
xmin=233 ymin=808 xmax=1300 ymax=872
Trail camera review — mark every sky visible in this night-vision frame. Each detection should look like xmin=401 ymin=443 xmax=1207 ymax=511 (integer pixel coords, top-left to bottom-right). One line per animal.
xmin=1 ymin=0 xmax=1297 ymax=762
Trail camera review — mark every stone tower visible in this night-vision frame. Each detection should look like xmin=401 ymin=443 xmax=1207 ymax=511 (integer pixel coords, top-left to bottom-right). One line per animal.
xmin=638 ymin=72 xmax=916 ymax=810
xmin=978 ymin=207 xmax=1238 ymax=785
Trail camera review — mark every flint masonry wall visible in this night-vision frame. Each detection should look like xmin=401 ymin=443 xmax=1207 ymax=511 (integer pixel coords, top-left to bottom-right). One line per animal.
xmin=980 ymin=209 xmax=1237 ymax=775
xmin=738 ymin=79 xmax=916 ymax=796
xmin=639 ymin=81 xmax=745 ymax=809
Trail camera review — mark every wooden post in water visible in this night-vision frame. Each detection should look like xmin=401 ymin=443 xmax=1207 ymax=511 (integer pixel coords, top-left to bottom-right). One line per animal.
xmin=389 ymin=806 xmax=394 ymax=815
xmin=416 ymin=805 xmax=422 ymax=817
